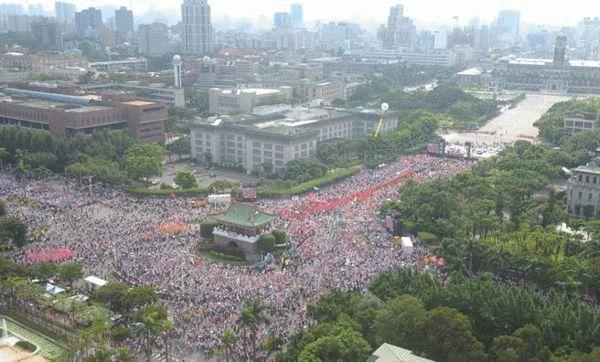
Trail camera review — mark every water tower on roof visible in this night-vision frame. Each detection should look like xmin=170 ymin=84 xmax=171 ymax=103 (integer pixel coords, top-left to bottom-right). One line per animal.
xmin=173 ymin=54 xmax=182 ymax=89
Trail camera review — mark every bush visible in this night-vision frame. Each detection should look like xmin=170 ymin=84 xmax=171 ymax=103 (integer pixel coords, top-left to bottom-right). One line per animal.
xmin=111 ymin=325 xmax=131 ymax=342
xmin=15 ymin=340 xmax=37 ymax=352
xmin=417 ymin=231 xmax=439 ymax=243
xmin=200 ymin=220 xmax=219 ymax=239
xmin=174 ymin=171 xmax=198 ymax=189
xmin=272 ymin=229 xmax=287 ymax=245
xmin=257 ymin=234 xmax=276 ymax=252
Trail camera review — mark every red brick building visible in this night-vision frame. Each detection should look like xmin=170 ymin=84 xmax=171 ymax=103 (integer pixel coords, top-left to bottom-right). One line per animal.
xmin=0 ymin=87 xmax=165 ymax=143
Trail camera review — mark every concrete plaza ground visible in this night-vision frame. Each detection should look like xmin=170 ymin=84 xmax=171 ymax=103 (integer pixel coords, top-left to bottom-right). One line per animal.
xmin=441 ymin=94 xmax=571 ymax=147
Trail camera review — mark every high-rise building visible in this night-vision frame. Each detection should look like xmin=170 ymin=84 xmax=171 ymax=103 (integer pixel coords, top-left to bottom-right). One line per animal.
xmin=55 ymin=2 xmax=76 ymax=23
xmin=181 ymin=0 xmax=213 ymax=55
xmin=496 ymin=10 xmax=520 ymax=45
xmin=433 ymin=29 xmax=448 ymax=50
xmin=290 ymin=3 xmax=303 ymax=28
xmin=274 ymin=12 xmax=291 ymax=28
xmin=115 ymin=6 xmax=133 ymax=41
xmin=75 ymin=7 xmax=102 ymax=39
xmin=0 ymin=3 xmax=24 ymax=15
xmin=139 ymin=23 xmax=170 ymax=57
xmin=382 ymin=4 xmax=415 ymax=49
xmin=28 ymin=4 xmax=44 ymax=16
xmin=31 ymin=18 xmax=63 ymax=51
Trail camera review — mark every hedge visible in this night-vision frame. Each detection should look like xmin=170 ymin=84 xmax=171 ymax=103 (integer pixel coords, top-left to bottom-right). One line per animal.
xmin=15 ymin=340 xmax=37 ymax=352
xmin=199 ymin=250 xmax=247 ymax=266
xmin=417 ymin=231 xmax=439 ymax=243
xmin=272 ymin=229 xmax=286 ymax=245
xmin=260 ymin=166 xmax=360 ymax=197
xmin=124 ymin=186 xmax=212 ymax=197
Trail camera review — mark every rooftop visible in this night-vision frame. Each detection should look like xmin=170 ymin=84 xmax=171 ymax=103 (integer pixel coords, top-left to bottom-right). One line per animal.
xmin=218 ymin=88 xmax=281 ymax=96
xmin=368 ymin=343 xmax=434 ymax=362
xmin=457 ymin=67 xmax=483 ymax=76
xmin=573 ymin=157 xmax=600 ymax=175
xmin=213 ymin=203 xmax=275 ymax=228
xmin=122 ymin=100 xmax=155 ymax=106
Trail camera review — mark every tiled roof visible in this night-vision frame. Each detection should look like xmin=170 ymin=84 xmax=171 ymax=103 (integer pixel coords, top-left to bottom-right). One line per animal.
xmin=213 ymin=203 xmax=275 ymax=228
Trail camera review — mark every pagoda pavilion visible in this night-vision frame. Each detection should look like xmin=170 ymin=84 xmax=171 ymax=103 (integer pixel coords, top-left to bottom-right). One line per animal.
xmin=211 ymin=203 xmax=276 ymax=262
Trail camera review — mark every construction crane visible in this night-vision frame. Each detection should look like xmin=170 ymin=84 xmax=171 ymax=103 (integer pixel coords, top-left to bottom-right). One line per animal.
xmin=373 ymin=102 xmax=389 ymax=138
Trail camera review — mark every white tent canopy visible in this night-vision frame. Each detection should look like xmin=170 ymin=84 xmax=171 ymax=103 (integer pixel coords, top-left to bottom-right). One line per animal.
xmin=84 ymin=276 xmax=108 ymax=287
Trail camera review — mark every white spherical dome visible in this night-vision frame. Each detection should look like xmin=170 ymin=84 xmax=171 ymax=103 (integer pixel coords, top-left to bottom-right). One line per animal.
xmin=172 ymin=54 xmax=182 ymax=65
xmin=202 ymin=56 xmax=211 ymax=64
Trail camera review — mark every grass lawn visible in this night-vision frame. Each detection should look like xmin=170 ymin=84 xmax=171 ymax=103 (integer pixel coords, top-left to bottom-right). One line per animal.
xmin=2 ymin=315 xmax=69 ymax=361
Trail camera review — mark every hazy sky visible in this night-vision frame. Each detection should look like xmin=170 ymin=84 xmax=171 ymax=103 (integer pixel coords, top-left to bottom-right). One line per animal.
xmin=8 ymin=0 xmax=598 ymax=27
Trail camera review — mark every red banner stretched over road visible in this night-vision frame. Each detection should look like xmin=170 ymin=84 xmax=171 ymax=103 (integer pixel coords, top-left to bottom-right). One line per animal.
xmin=280 ymin=170 xmax=415 ymax=220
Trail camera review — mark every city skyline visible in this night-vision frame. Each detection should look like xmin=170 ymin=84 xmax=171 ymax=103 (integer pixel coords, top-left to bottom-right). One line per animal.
xmin=1 ymin=0 xmax=597 ymax=28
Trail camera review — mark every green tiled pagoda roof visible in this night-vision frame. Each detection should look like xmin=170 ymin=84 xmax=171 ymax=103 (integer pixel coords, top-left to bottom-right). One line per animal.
xmin=214 ymin=203 xmax=275 ymax=228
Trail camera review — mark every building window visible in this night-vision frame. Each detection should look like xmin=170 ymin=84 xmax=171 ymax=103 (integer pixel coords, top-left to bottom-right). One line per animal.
xmin=579 ymin=191 xmax=583 ymax=199
xmin=253 ymin=142 xmax=261 ymax=148
xmin=586 ymin=175 xmax=590 ymax=183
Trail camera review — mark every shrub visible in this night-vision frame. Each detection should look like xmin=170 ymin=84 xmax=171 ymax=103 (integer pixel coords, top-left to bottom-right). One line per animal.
xmin=417 ymin=231 xmax=439 ymax=243
xmin=16 ymin=340 xmax=37 ymax=352
xmin=200 ymin=220 xmax=219 ymax=239
xmin=257 ymin=234 xmax=276 ymax=252
xmin=272 ymin=229 xmax=287 ymax=245
xmin=111 ymin=325 xmax=131 ymax=342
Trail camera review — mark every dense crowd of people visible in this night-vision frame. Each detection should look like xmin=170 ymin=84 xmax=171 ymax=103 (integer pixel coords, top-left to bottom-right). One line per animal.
xmin=1 ymin=154 xmax=472 ymax=359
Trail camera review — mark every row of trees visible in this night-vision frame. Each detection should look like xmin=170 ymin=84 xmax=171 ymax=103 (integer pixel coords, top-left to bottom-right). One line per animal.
xmin=0 ymin=256 xmax=173 ymax=362
xmin=280 ymin=270 xmax=600 ymax=361
xmin=534 ymin=97 xmax=600 ymax=145
xmin=0 ymin=127 xmax=170 ymax=185
xmin=347 ymin=65 xmax=458 ymax=107
xmin=0 ymin=200 xmax=28 ymax=247
xmin=358 ymin=109 xmax=439 ymax=167
xmin=369 ymin=270 xmax=600 ymax=357
xmin=384 ymin=141 xmax=600 ymax=298
xmin=378 ymin=84 xmax=499 ymax=128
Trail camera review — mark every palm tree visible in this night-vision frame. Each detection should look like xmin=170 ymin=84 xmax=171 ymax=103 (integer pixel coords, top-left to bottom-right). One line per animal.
xmin=236 ymin=298 xmax=271 ymax=359
xmin=221 ymin=330 xmax=237 ymax=362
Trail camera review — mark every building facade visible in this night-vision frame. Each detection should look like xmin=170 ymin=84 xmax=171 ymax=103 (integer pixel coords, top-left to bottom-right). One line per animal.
xmin=75 ymin=7 xmax=102 ymax=39
xmin=190 ymin=109 xmax=398 ymax=174
xmin=138 ymin=23 xmax=170 ymax=57
xmin=31 ymin=18 xmax=63 ymax=51
xmin=493 ymin=37 xmax=600 ymax=93
xmin=114 ymin=7 xmax=134 ymax=42
xmin=89 ymin=58 xmax=147 ymax=73
xmin=564 ymin=115 xmax=598 ymax=135
xmin=0 ymin=87 xmax=166 ymax=143
xmin=567 ymin=158 xmax=600 ymax=219
xmin=208 ymin=87 xmax=292 ymax=114
xmin=54 ymin=2 xmax=76 ymax=23
xmin=181 ymin=0 xmax=213 ymax=55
